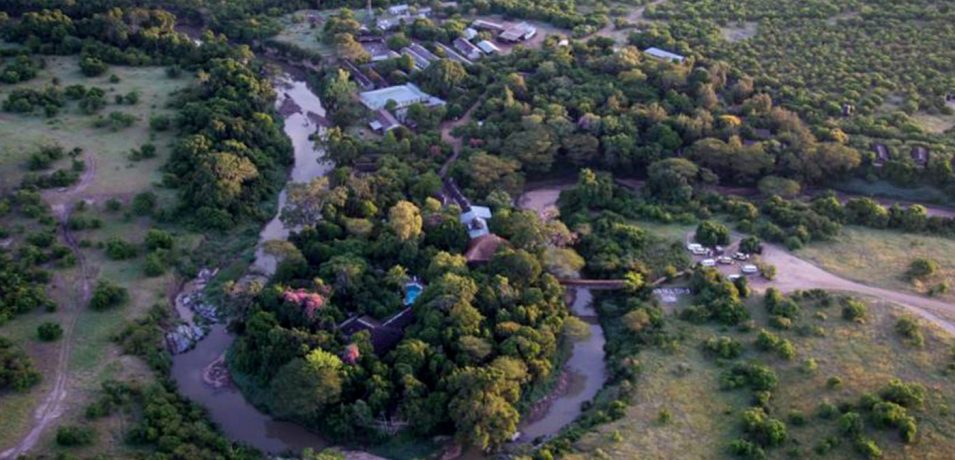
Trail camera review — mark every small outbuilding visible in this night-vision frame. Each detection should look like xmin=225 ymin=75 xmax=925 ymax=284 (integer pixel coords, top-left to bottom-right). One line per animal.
xmin=644 ymin=47 xmax=686 ymax=63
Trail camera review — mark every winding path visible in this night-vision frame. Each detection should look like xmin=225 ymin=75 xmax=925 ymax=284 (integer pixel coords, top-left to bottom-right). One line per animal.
xmin=1 ymin=203 xmax=95 ymax=459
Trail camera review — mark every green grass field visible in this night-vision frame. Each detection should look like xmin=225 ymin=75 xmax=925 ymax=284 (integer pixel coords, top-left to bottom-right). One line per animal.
xmin=798 ymin=227 xmax=955 ymax=302
xmin=0 ymin=56 xmax=188 ymax=197
xmin=572 ymin=296 xmax=955 ymax=459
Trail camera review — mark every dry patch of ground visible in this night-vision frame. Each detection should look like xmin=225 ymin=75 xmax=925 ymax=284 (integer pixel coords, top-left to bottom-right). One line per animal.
xmin=797 ymin=226 xmax=955 ymax=303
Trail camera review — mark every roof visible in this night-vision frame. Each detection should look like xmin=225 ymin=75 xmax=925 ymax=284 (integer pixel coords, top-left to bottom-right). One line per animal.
xmin=453 ymin=38 xmax=483 ymax=59
xmin=402 ymin=43 xmax=440 ymax=70
xmin=500 ymin=22 xmax=537 ymax=42
xmin=476 ymin=40 xmax=501 ymax=54
xmin=437 ymin=42 xmax=474 ymax=65
xmin=359 ymin=83 xmax=445 ymax=110
xmin=464 ymin=28 xmax=478 ymax=40
xmin=644 ymin=47 xmax=686 ymax=63
xmin=338 ymin=307 xmax=415 ymax=355
xmin=465 ymin=234 xmax=507 ymax=264
xmin=460 ymin=204 xmax=493 ymax=239
xmin=460 ymin=205 xmax=492 ymax=222
xmin=370 ymin=109 xmax=400 ymax=132
xmin=472 ymin=19 xmax=505 ymax=31
xmin=341 ymin=60 xmax=374 ymax=90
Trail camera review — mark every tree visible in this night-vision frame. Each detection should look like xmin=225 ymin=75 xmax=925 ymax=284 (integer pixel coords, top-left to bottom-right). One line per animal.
xmin=269 ymin=350 xmax=342 ymax=419
xmin=388 ymin=201 xmax=423 ymax=241
xmin=447 ymin=366 xmax=520 ymax=451
xmin=334 ymin=33 xmax=370 ymax=63
xmin=282 ymin=177 xmax=347 ymax=227
xmin=696 ymin=221 xmax=730 ymax=247
xmin=541 ymin=247 xmax=585 ymax=279
xmin=757 ymin=176 xmax=801 ymax=198
xmin=89 ymin=280 xmax=128 ymax=310
xmin=647 ymin=158 xmax=701 ymax=204
xmin=423 ymin=59 xmax=467 ymax=97
xmin=37 ymin=322 xmax=63 ymax=341
xmin=740 ymin=236 xmax=762 ymax=255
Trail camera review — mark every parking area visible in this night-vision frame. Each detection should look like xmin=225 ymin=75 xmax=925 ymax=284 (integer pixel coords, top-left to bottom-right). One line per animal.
xmin=684 ymin=232 xmax=767 ymax=283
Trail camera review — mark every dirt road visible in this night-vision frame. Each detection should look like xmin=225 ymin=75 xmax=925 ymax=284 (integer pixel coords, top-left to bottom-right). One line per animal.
xmin=758 ymin=242 xmax=955 ymax=334
xmin=1 ymin=205 xmax=94 ymax=459
xmin=1 ymin=152 xmax=98 ymax=459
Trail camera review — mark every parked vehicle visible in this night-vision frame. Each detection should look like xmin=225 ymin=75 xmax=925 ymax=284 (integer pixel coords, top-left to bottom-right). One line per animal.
xmin=741 ymin=264 xmax=759 ymax=274
xmin=700 ymin=258 xmax=717 ymax=267
xmin=733 ymin=252 xmax=750 ymax=261
xmin=728 ymin=274 xmax=742 ymax=281
xmin=718 ymin=256 xmax=734 ymax=265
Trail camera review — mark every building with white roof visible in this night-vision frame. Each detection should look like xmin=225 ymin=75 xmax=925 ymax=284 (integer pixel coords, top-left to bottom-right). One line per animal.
xmin=476 ymin=40 xmax=501 ymax=54
xmin=500 ymin=22 xmax=537 ymax=42
xmin=644 ymin=47 xmax=686 ymax=63
xmin=460 ymin=205 xmax=492 ymax=239
xmin=359 ymin=83 xmax=445 ymax=111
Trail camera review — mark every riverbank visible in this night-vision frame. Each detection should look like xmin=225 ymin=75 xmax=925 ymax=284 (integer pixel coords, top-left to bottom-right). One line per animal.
xmin=169 ymin=72 xmax=334 ymax=455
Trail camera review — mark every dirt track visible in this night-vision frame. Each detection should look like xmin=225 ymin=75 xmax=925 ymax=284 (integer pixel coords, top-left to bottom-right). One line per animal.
xmin=1 ymin=205 xmax=94 ymax=459
xmin=1 ymin=154 xmax=97 ymax=459
xmin=758 ymin=242 xmax=955 ymax=334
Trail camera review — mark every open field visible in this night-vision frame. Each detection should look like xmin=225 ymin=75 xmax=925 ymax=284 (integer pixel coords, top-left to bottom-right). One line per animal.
xmin=270 ymin=9 xmax=353 ymax=58
xmin=0 ymin=206 xmax=181 ymax=454
xmin=797 ymin=227 xmax=955 ymax=303
xmin=0 ymin=56 xmax=188 ymax=197
xmin=0 ymin=57 xmax=195 ymax=456
xmin=573 ymin=296 xmax=955 ymax=459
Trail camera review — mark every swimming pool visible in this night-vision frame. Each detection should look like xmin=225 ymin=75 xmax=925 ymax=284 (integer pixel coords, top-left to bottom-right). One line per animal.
xmin=404 ymin=282 xmax=423 ymax=306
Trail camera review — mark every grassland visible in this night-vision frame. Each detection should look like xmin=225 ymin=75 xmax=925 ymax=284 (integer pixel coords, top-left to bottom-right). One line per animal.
xmin=0 ymin=55 xmax=188 ymax=199
xmin=798 ymin=227 xmax=955 ymax=303
xmin=572 ymin=296 xmax=955 ymax=459
xmin=270 ymin=9 xmax=351 ymax=58
xmin=0 ymin=58 xmax=195 ymax=455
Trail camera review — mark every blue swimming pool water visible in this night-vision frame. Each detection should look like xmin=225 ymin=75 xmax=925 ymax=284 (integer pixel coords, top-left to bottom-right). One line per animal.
xmin=404 ymin=283 xmax=423 ymax=305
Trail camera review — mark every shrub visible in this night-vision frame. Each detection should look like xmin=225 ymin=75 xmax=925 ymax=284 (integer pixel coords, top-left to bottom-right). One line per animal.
xmin=55 ymin=425 xmax=95 ymax=446
xmin=907 ymin=258 xmax=939 ymax=281
xmin=89 ymin=280 xmax=128 ymax=310
xmin=895 ymin=316 xmax=924 ymax=347
xmin=37 ymin=322 xmax=63 ymax=341
xmin=721 ymin=361 xmax=778 ymax=391
xmin=143 ymin=252 xmax=167 ymax=277
xmin=0 ymin=337 xmax=41 ymax=391
xmin=838 ymin=411 xmax=864 ymax=437
xmin=144 ymin=229 xmax=174 ymax=250
xmin=741 ymin=407 xmax=787 ymax=447
xmin=703 ymin=336 xmax=742 ymax=360
xmin=79 ymin=55 xmax=107 ymax=77
xmin=879 ymin=379 xmax=926 ymax=408
xmin=131 ymin=192 xmax=157 ymax=216
xmin=149 ymin=114 xmax=171 ymax=131
xmin=841 ymin=299 xmax=867 ymax=322
xmin=853 ymin=437 xmax=882 ymax=459
xmin=104 ymin=238 xmax=137 ymax=260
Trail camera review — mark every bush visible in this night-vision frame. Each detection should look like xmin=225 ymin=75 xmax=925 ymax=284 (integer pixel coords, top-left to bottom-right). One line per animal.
xmin=740 ymin=236 xmax=762 ymax=254
xmin=0 ymin=337 xmax=41 ymax=391
xmin=89 ymin=280 xmax=128 ymax=310
xmin=841 ymin=299 xmax=868 ymax=322
xmin=144 ymin=229 xmax=174 ymax=250
xmin=703 ymin=336 xmax=742 ymax=360
xmin=79 ymin=55 xmax=107 ymax=77
xmin=907 ymin=258 xmax=939 ymax=281
xmin=143 ymin=252 xmax=167 ymax=277
xmin=131 ymin=192 xmax=157 ymax=216
xmin=104 ymin=238 xmax=138 ymax=260
xmin=879 ymin=379 xmax=926 ymax=408
xmin=37 ymin=322 xmax=63 ymax=341
xmin=55 ymin=425 xmax=95 ymax=447
xmin=149 ymin=114 xmax=171 ymax=131
xmin=895 ymin=316 xmax=924 ymax=347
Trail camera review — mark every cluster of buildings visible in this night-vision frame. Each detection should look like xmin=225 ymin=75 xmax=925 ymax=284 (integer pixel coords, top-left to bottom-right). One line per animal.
xmin=376 ymin=4 xmax=433 ymax=31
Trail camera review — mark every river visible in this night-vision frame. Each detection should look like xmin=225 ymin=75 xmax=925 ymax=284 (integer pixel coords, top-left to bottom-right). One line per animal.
xmin=170 ymin=73 xmax=332 ymax=454
xmin=515 ymin=184 xmax=609 ymax=442
xmin=518 ymin=288 xmax=607 ymax=441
